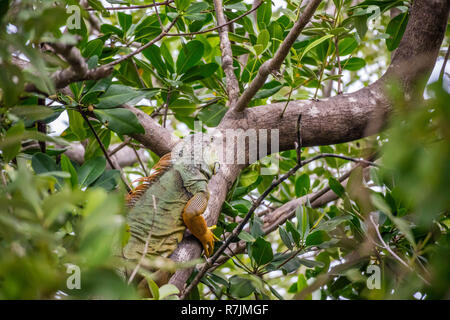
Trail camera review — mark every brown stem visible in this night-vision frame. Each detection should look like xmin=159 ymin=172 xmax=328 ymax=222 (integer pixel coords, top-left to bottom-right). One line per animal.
xmin=231 ymin=0 xmax=323 ymax=113
xmin=86 ymin=1 xmax=174 ymax=11
xmin=213 ymin=0 xmax=242 ymax=105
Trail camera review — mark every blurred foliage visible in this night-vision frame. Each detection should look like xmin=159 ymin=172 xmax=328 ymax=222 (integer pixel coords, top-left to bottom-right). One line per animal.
xmin=0 ymin=0 xmax=449 ymax=300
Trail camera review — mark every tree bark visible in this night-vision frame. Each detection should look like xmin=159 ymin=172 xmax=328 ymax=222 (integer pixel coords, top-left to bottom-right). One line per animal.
xmin=167 ymin=0 xmax=450 ymax=293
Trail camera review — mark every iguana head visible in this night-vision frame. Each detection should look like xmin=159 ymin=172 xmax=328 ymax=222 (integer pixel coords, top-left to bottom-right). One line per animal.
xmin=172 ymin=133 xmax=220 ymax=178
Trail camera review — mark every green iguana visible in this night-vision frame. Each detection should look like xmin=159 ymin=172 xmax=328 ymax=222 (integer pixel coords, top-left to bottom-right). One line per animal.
xmin=121 ymin=133 xmax=219 ymax=288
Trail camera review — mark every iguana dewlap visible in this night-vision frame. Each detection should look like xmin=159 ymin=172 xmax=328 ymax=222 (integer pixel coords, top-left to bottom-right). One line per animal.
xmin=123 ymin=134 xmax=218 ymax=270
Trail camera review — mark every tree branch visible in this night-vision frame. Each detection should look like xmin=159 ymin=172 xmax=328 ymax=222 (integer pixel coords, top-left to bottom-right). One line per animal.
xmin=167 ymin=0 xmax=449 ymax=293
xmin=166 ymin=2 xmax=263 ymax=37
xmin=213 ymin=0 xmax=241 ymax=105
xmin=124 ymin=105 xmax=179 ymax=156
xmin=86 ymin=0 xmax=174 ymax=11
xmin=231 ymin=0 xmax=323 ymax=113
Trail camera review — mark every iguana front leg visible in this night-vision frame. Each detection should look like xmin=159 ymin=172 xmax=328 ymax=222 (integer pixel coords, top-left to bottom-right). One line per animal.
xmin=182 ymin=192 xmax=215 ymax=257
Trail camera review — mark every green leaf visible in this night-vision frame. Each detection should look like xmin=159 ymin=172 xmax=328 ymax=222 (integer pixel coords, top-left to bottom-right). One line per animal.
xmin=10 ymin=105 xmax=55 ymax=122
xmin=229 ymin=275 xmax=255 ymax=298
xmin=159 ymin=284 xmax=179 ymax=300
xmin=142 ymin=45 xmax=167 ymax=77
xmin=386 ymin=12 xmax=409 ymax=51
xmin=82 ymin=39 xmax=104 ymax=58
xmin=296 ymin=274 xmax=309 ymax=295
xmin=0 ymin=130 xmax=69 ymax=152
xmin=169 ymin=99 xmax=196 ymax=116
xmin=329 ymin=176 xmax=346 ymax=198
xmin=257 ymin=0 xmax=271 ymax=29
xmin=268 ymin=284 xmax=284 ymax=300
xmin=94 ymin=108 xmax=145 ymax=135
xmin=77 ymin=157 xmax=106 ymax=187
xmin=295 ymin=174 xmax=310 ymax=197
xmin=238 ymin=230 xmax=256 ymax=243
xmin=254 ymin=84 xmax=284 ymax=99
xmin=298 ymin=258 xmax=325 ymax=268
xmin=31 ymin=152 xmax=58 ymax=174
xmin=342 ymin=57 xmax=366 ymax=71
xmin=250 ymin=216 xmax=265 ymax=238
xmin=286 ymin=220 xmax=301 ymax=246
xmin=316 ymin=215 xmax=352 ymax=232
xmin=175 ymin=0 xmax=192 ymax=11
xmin=160 ymin=41 xmax=175 ymax=73
xmin=296 ymin=206 xmax=310 ymax=239
xmin=180 ymin=63 xmax=218 ymax=83
xmin=91 ymin=170 xmax=120 ymax=191
xmin=239 ymin=169 xmax=259 ymax=187
xmin=88 ymin=0 xmax=106 ymax=13
xmin=337 ymin=37 xmax=358 ymax=56
xmin=2 ymin=121 xmax=25 ymax=162
xmin=60 ymin=154 xmax=78 ymax=188
xmin=176 ymin=40 xmax=204 ymax=74
xmin=118 ymin=12 xmax=132 ymax=32
xmin=185 ymin=2 xmax=208 ymax=21
xmin=353 ymin=15 xmax=369 ymax=39
xmin=300 ymin=34 xmax=335 ymax=61
xmin=84 ymin=127 xmax=111 ymax=160
xmin=96 ymin=85 xmax=149 ymax=109
xmin=197 ymin=103 xmax=227 ymax=127
xmin=67 ymin=109 xmax=86 ymax=140
xmin=255 ymin=30 xmax=270 ymax=55
xmin=305 ymin=230 xmax=330 ymax=246
xmin=146 ymin=277 xmax=159 ymax=300
xmin=100 ymin=24 xmax=123 ymax=37
xmin=279 ymin=227 xmax=294 ymax=250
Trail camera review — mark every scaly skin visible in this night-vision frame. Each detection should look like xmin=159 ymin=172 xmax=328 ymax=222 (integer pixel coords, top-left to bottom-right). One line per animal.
xmin=121 ymin=134 xmax=218 ymax=286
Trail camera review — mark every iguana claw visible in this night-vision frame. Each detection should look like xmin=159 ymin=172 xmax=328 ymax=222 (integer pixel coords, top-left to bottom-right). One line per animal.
xmin=201 ymin=228 xmax=215 ymax=257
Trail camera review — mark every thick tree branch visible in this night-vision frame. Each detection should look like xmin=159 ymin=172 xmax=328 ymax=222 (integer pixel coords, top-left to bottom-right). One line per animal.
xmin=213 ymin=0 xmax=241 ymax=105
xmin=24 ymin=43 xmax=113 ymax=93
xmin=168 ymin=0 xmax=450 ymax=293
xmin=124 ymin=105 xmax=179 ymax=156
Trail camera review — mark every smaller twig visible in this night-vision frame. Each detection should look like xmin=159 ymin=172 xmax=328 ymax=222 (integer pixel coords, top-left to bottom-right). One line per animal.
xmin=108 ymin=137 xmax=132 ymax=157
xmin=301 ymin=153 xmax=379 ymax=168
xmin=104 ymin=18 xmax=178 ymax=68
xmin=163 ymin=90 xmax=172 ymax=128
xmin=132 ymin=145 xmax=149 ymax=176
xmin=86 ymin=1 xmax=174 ymax=11
xmin=439 ymin=45 xmax=450 ymax=82
xmin=36 ymin=97 xmax=46 ymax=153
xmin=334 ymin=36 xmax=343 ymax=94
xmin=295 ymin=114 xmax=303 ymax=162
xmin=279 ymin=87 xmax=294 ymax=119
xmin=79 ymin=108 xmax=131 ymax=192
xmin=369 ymin=215 xmax=430 ymax=285
xmin=165 ymin=2 xmax=262 ymax=37
xmin=128 ymin=195 xmax=157 ymax=284
xmin=152 ymin=0 xmax=165 ymax=30
xmin=131 ymin=59 xmax=146 ymax=88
